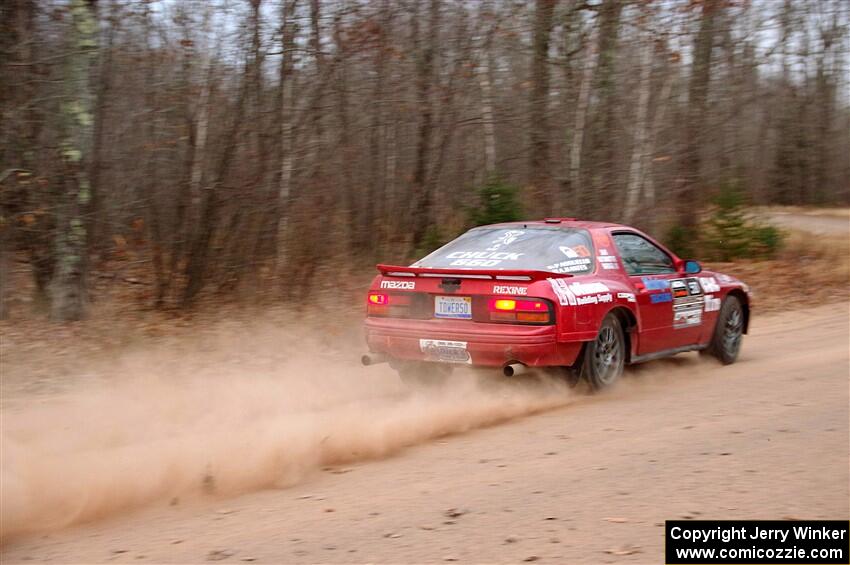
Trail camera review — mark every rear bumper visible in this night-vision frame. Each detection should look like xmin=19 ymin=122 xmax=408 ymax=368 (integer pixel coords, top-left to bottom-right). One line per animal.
xmin=364 ymin=317 xmax=583 ymax=367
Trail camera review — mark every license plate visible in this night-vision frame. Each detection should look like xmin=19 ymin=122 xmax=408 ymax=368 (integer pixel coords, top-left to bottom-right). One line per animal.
xmin=434 ymin=296 xmax=472 ymax=319
xmin=420 ymin=339 xmax=471 ymax=364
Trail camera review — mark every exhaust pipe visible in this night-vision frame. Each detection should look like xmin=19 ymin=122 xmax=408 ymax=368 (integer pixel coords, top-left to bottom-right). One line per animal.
xmin=503 ymin=363 xmax=528 ymax=377
xmin=361 ymin=353 xmax=388 ymax=366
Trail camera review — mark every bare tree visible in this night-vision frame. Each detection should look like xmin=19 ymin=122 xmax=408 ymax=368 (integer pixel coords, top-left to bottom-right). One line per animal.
xmin=51 ymin=0 xmax=99 ymax=321
xmin=529 ymin=0 xmax=556 ymax=215
xmin=410 ymin=0 xmax=440 ymax=250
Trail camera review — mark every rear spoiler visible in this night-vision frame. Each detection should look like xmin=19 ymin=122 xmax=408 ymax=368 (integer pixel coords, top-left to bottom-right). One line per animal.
xmin=376 ymin=264 xmax=569 ymax=282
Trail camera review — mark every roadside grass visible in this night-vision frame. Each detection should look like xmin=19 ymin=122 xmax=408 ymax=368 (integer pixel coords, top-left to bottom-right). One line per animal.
xmin=706 ymin=229 xmax=849 ymax=313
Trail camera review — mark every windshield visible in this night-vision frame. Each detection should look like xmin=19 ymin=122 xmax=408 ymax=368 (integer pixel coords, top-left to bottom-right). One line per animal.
xmin=413 ymin=226 xmax=596 ymax=274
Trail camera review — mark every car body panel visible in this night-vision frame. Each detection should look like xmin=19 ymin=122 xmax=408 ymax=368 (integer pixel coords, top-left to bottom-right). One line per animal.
xmin=364 ymin=219 xmax=750 ymax=369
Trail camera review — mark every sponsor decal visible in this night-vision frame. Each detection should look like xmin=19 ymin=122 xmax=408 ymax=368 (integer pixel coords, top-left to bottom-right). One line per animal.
xmin=450 ymin=259 xmax=500 ymax=267
xmin=546 ymin=257 xmax=592 ymax=273
xmin=491 ymin=230 xmax=524 ymax=246
xmin=575 ymin=293 xmax=613 ymax=305
xmin=717 ymin=273 xmax=734 ymax=284
xmin=650 ymin=292 xmax=673 ymax=303
xmin=671 ymin=279 xmax=689 ymax=298
xmin=547 ymin=279 xmax=610 ymax=306
xmin=674 ymin=307 xmax=702 ymax=328
xmin=670 ymin=277 xmax=704 ymax=328
xmin=559 ymin=245 xmax=591 ymax=258
xmin=597 ymin=253 xmax=619 ymax=270
xmin=642 ymin=277 xmax=670 ymax=290
xmin=447 ymin=251 xmax=523 ymax=260
xmin=485 ymin=230 xmax=525 ymax=252
xmin=568 ymin=281 xmax=610 ymax=295
xmin=419 ymin=339 xmax=471 ymax=364
xmin=381 ymin=280 xmax=415 ymax=290
xmin=448 ymin=250 xmax=524 ymax=267
xmin=704 ymin=294 xmax=721 ymax=312
xmin=699 ymin=276 xmax=721 ymax=293
xmin=493 ymin=285 xmax=527 ymax=295
xmin=559 ymin=246 xmax=579 ymax=258
xmin=687 ymin=279 xmax=702 ymax=296
xmin=617 ymin=292 xmax=636 ymax=303
xmin=548 ymin=278 xmax=573 ymax=305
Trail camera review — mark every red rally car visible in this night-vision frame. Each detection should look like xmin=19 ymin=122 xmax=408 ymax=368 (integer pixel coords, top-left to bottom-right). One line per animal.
xmin=362 ymin=218 xmax=751 ymax=389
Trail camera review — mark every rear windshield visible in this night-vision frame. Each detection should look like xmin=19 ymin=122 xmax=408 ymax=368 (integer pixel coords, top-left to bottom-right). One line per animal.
xmin=412 ymin=227 xmax=595 ymax=274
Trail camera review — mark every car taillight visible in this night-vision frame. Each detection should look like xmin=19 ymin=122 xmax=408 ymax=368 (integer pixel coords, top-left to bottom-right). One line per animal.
xmin=368 ymin=293 xmax=388 ymax=305
xmin=488 ymin=297 xmax=551 ymax=324
xmin=367 ymin=292 xmax=412 ymax=317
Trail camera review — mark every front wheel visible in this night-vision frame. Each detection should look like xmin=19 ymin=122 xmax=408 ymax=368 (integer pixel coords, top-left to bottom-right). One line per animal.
xmin=707 ymin=296 xmax=744 ymax=365
xmin=578 ymin=314 xmax=625 ymax=390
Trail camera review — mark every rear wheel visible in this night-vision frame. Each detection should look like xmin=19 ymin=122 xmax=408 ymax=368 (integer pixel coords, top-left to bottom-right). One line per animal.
xmin=707 ymin=295 xmax=744 ymax=365
xmin=579 ymin=314 xmax=625 ymax=390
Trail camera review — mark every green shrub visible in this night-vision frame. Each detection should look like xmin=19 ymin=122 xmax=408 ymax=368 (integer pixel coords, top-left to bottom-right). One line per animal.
xmin=702 ymin=182 xmax=785 ymax=261
xmin=468 ymin=176 xmax=523 ymax=227
xmin=420 ymin=224 xmax=444 ymax=255
xmin=666 ymin=224 xmax=698 ymax=259
xmin=751 ymin=224 xmax=784 ymax=258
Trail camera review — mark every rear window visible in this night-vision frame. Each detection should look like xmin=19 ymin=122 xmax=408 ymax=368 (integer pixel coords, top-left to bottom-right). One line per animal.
xmin=412 ymin=227 xmax=595 ymax=274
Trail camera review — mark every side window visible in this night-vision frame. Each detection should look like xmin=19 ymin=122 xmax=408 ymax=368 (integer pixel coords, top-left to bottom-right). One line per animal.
xmin=612 ymin=233 xmax=675 ymax=275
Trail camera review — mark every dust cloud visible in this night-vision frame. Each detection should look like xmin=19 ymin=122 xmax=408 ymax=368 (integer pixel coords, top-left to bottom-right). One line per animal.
xmin=0 ymin=318 xmax=575 ymax=542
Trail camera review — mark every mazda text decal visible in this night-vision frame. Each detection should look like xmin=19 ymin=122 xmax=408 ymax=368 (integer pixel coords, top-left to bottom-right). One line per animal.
xmin=381 ymin=280 xmax=415 ymax=290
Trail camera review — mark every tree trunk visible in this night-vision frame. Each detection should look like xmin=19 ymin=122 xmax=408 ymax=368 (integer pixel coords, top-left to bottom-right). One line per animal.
xmin=677 ymin=0 xmax=720 ymax=230
xmin=586 ymin=0 xmax=622 ymax=217
xmin=275 ymin=0 xmax=297 ymax=268
xmin=623 ymin=16 xmax=653 ymax=223
xmin=529 ymin=0 xmax=556 ymax=215
xmin=478 ymin=0 xmax=498 ymax=176
xmin=643 ymin=63 xmax=674 ymax=233
xmin=181 ymin=76 xmax=250 ymax=307
xmin=569 ymin=30 xmax=597 ymax=214
xmin=410 ymin=0 xmax=440 ymax=250
xmin=88 ymin=0 xmax=115 ymax=258
xmin=368 ymin=0 xmax=391 ymax=252
xmin=51 ymin=0 xmax=98 ymax=321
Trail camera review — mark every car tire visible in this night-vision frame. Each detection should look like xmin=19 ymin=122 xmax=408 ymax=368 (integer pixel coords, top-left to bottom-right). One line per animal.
xmin=579 ymin=313 xmax=625 ymax=390
xmin=707 ymin=295 xmax=744 ymax=365
xmin=393 ymin=361 xmax=452 ymax=387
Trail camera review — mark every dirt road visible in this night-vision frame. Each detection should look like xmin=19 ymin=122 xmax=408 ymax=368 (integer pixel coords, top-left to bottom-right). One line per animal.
xmin=764 ymin=209 xmax=849 ymax=236
xmin=2 ymin=303 xmax=848 ymax=564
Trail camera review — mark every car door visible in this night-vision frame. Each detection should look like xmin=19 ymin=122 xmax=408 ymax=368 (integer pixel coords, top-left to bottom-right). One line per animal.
xmin=611 ymin=232 xmax=702 ymax=354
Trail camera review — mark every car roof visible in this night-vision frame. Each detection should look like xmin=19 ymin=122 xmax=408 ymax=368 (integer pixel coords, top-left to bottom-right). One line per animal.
xmin=479 ymin=218 xmax=629 ymax=231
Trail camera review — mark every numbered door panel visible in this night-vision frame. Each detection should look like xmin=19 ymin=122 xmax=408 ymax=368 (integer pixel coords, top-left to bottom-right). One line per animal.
xmin=612 ymin=232 xmax=705 ymax=354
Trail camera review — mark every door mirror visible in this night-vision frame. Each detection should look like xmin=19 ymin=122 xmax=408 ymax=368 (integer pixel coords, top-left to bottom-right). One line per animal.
xmin=684 ymin=260 xmax=702 ymax=274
